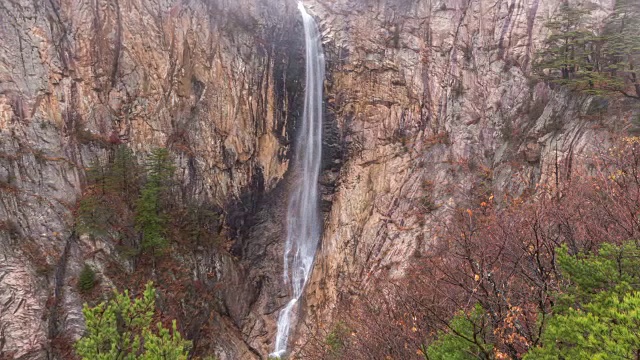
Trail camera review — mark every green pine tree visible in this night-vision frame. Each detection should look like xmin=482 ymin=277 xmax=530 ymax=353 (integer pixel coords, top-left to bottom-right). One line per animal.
xmin=76 ymin=193 xmax=112 ymax=236
xmin=77 ymin=264 xmax=97 ymax=293
xmin=524 ymin=242 xmax=640 ymax=359
xmin=135 ymin=148 xmax=175 ymax=254
xmin=601 ymin=0 xmax=640 ymax=99
xmin=74 ymin=281 xmax=190 ymax=360
xmin=76 ymin=146 xmax=140 ymax=237
xmin=106 ymin=146 xmax=140 ymax=200
xmin=423 ymin=304 xmax=494 ymax=360
xmin=536 ymin=2 xmax=595 ymax=84
xmin=535 ymin=1 xmax=640 ymax=99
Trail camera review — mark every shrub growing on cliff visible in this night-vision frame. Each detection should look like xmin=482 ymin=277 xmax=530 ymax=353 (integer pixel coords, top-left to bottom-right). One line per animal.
xmin=74 ymin=281 xmax=191 ymax=359
xmin=324 ymin=321 xmax=350 ymax=358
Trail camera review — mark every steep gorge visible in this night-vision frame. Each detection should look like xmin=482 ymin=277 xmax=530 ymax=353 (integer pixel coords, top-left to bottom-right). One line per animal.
xmin=0 ymin=0 xmax=638 ymax=359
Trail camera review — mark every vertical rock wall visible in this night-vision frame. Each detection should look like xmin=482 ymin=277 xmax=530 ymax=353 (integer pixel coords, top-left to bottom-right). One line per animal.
xmin=296 ymin=0 xmax=636 ymax=351
xmin=0 ymin=0 xmax=304 ymax=358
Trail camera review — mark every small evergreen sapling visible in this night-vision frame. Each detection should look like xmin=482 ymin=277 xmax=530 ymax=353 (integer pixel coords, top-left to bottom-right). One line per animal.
xmin=77 ymin=264 xmax=96 ymax=293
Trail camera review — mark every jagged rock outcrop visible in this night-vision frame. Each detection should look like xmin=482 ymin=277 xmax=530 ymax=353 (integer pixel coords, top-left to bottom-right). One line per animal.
xmin=1 ymin=0 xmax=639 ymax=359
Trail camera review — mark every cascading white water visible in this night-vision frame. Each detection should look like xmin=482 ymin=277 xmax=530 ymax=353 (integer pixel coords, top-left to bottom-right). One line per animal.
xmin=270 ymin=2 xmax=325 ymax=358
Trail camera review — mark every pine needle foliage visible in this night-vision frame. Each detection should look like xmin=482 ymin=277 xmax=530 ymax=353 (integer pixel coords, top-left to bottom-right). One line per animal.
xmin=77 ymin=264 xmax=96 ymax=293
xmin=76 ymin=146 xmax=140 ymax=237
xmin=135 ymin=148 xmax=175 ymax=254
xmin=74 ymin=281 xmax=191 ymax=359
xmin=535 ymin=1 xmax=640 ymax=99
xmin=524 ymin=242 xmax=640 ymax=359
xmin=423 ymin=304 xmax=494 ymax=360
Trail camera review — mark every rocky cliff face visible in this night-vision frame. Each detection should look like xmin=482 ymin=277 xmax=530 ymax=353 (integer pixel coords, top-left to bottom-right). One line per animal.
xmin=297 ymin=0 xmax=635 ymax=353
xmin=0 ymin=0 xmax=303 ymax=358
xmin=0 ymin=0 xmax=637 ymax=359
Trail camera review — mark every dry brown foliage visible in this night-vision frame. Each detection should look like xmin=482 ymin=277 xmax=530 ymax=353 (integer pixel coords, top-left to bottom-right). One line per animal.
xmin=299 ymin=137 xmax=640 ymax=359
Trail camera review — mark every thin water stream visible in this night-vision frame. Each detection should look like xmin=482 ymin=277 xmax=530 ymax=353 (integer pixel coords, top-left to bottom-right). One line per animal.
xmin=270 ymin=2 xmax=325 ymax=358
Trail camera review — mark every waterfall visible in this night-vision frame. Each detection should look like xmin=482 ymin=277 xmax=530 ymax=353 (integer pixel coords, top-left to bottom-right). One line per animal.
xmin=270 ymin=2 xmax=325 ymax=358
